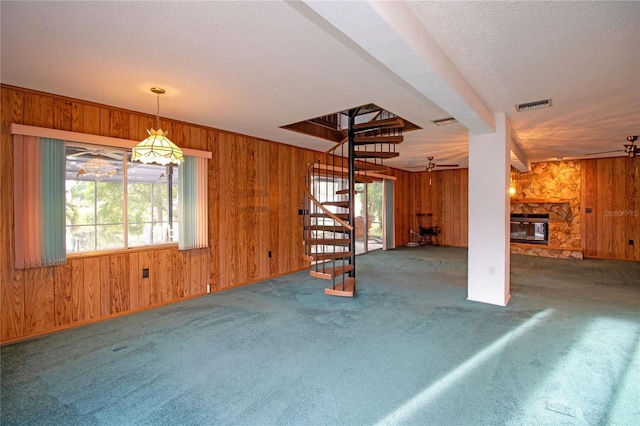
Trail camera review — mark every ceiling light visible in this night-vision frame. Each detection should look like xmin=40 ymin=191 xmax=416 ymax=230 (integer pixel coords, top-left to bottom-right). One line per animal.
xmin=131 ymin=87 xmax=184 ymax=166
xmin=76 ymin=156 xmax=118 ymax=179
xmin=514 ymin=99 xmax=552 ymax=112
xmin=431 ymin=117 xmax=458 ymax=126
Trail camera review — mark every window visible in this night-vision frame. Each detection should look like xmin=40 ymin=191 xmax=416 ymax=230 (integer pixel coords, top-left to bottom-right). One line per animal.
xmin=65 ymin=144 xmax=178 ymax=253
xmin=12 ymin=125 xmax=210 ymax=268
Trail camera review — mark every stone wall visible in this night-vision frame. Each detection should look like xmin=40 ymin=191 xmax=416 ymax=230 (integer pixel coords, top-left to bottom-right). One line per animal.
xmin=510 ymin=161 xmax=582 ymax=258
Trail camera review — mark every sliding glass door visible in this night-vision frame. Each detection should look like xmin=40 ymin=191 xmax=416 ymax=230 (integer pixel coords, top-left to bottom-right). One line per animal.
xmin=354 ymin=181 xmax=383 ymax=254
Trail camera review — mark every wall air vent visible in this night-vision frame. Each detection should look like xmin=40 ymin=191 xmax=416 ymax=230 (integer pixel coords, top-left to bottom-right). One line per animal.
xmin=431 ymin=117 xmax=458 ymax=126
xmin=515 ymin=99 xmax=552 ymax=112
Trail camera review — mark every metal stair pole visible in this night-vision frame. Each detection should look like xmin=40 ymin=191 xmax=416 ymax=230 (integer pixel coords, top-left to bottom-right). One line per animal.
xmin=348 ymin=108 xmax=357 ymax=283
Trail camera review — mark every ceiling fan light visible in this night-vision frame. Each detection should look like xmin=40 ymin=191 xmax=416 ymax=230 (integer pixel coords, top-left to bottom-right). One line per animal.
xmin=131 ymin=128 xmax=184 ymax=166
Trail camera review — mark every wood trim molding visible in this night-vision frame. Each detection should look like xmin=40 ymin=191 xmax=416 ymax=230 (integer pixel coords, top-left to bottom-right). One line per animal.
xmin=510 ymin=198 xmax=570 ymax=204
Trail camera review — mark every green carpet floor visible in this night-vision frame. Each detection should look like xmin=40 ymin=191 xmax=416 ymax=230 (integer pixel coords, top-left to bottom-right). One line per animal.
xmin=2 ymin=246 xmax=639 ymax=425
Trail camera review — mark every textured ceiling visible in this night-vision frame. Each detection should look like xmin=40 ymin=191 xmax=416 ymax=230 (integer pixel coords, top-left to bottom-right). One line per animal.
xmin=1 ymin=1 xmax=638 ymax=171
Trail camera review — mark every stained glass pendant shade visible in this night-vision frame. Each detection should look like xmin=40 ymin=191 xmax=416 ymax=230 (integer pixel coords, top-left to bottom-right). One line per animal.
xmin=131 ymin=87 xmax=184 ymax=166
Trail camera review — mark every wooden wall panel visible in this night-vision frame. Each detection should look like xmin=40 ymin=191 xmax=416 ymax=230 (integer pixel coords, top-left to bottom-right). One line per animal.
xmin=1 ymin=87 xmax=25 ymax=340
xmin=82 ymin=104 xmax=100 ymax=135
xmin=53 ymin=98 xmax=73 ymax=131
xmin=137 ymin=251 xmax=153 ymax=308
xmin=54 ymin=262 xmax=73 ymax=326
xmin=109 ymin=254 xmax=129 ymax=314
xmin=154 ymin=249 xmax=173 ymax=303
xmin=24 ymin=92 xmax=53 ymax=127
xmin=24 ymin=267 xmax=55 ymax=335
xmin=386 ymin=168 xmax=413 ymax=246
xmin=581 ymin=157 xmax=639 ymax=260
xmin=82 ymin=257 xmax=101 ymax=320
xmin=207 ymin=130 xmax=220 ymax=291
xmin=128 ymin=254 xmax=140 ymax=310
xmin=70 ymin=258 xmax=84 ymax=322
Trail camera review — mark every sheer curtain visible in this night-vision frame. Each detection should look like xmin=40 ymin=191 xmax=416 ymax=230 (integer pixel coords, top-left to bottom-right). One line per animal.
xmin=383 ymin=179 xmax=395 ymax=250
xmin=178 ymin=156 xmax=208 ymax=250
xmin=14 ymin=136 xmax=66 ymax=268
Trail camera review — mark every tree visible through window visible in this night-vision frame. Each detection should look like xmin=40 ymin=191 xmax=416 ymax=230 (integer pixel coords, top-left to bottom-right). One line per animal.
xmin=65 ymin=144 xmax=178 ymax=253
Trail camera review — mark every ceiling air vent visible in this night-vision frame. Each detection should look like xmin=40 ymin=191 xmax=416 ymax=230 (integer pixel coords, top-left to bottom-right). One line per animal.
xmin=431 ymin=117 xmax=458 ymax=126
xmin=514 ymin=99 xmax=552 ymax=112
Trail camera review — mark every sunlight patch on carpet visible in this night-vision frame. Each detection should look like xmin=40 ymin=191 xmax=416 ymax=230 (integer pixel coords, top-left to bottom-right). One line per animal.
xmin=376 ymin=309 xmax=554 ymax=425
xmin=506 ymin=316 xmax=640 ymax=425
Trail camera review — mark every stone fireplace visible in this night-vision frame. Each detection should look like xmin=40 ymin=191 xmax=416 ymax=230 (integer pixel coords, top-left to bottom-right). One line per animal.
xmin=510 ymin=161 xmax=583 ymax=259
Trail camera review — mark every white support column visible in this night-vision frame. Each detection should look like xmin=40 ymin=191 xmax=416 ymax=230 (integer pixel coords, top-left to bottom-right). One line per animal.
xmin=468 ymin=113 xmax=511 ymax=306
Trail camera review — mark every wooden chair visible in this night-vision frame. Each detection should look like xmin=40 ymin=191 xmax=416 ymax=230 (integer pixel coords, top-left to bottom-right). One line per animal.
xmin=417 ymin=213 xmax=440 ymax=246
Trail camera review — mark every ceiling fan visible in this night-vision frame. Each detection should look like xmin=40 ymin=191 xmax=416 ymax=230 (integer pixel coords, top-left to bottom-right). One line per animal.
xmin=424 ymin=156 xmax=459 ymax=172
xmin=67 ymin=146 xmax=123 ymax=161
xmin=585 ymin=136 xmax=639 ymax=158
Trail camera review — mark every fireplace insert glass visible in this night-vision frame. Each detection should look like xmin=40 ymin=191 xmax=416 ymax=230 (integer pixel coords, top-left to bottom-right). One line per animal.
xmin=510 ymin=213 xmax=549 ymax=244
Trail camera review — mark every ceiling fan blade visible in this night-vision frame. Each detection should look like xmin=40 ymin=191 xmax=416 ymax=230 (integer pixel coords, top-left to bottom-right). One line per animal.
xmin=103 ymin=152 xmax=123 ymax=161
xmin=584 ymin=149 xmax=622 ymax=156
xmin=434 ymin=164 xmax=459 ymax=167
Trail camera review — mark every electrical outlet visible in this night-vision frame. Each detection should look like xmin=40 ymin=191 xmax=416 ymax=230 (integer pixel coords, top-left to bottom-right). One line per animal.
xmin=268 ymin=250 xmax=272 ymax=258
xmin=142 ymin=268 xmax=149 ymax=278
xmin=489 ymin=266 xmax=496 ymax=276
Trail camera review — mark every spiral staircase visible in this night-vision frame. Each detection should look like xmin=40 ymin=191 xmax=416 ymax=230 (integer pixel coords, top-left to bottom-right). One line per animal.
xmin=301 ymin=106 xmax=404 ymax=297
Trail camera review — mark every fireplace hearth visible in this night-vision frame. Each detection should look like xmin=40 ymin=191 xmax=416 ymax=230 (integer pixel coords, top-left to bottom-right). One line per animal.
xmin=510 ymin=213 xmax=549 ymax=245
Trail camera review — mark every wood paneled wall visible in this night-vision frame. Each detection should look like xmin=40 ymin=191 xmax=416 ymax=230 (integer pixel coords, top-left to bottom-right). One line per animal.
xmin=388 ymin=168 xmax=469 ymax=247
xmin=1 ymin=85 xmax=316 ymax=342
xmin=581 ymin=157 xmax=640 ymax=261
xmin=416 ymin=168 xmax=469 ymax=247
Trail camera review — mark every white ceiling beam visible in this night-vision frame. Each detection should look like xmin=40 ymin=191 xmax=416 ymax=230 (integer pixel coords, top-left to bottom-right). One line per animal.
xmin=301 ymin=0 xmax=495 ymax=135
xmin=510 ymin=137 xmax=531 ymax=172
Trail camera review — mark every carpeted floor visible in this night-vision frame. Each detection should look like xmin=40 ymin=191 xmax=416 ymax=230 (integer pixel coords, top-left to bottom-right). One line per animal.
xmin=2 ymin=246 xmax=639 ymax=425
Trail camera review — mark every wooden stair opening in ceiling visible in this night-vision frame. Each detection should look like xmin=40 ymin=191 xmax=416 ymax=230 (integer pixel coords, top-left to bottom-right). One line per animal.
xmin=298 ymin=104 xmax=408 ymax=297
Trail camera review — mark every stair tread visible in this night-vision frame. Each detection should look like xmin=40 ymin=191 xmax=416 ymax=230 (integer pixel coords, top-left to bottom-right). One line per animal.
xmin=353 ymin=117 xmax=404 ymax=131
xmin=303 ymin=251 xmax=352 ymax=262
xmin=306 ymin=225 xmax=350 ymax=232
xmin=307 ymin=238 xmax=350 ymax=245
xmin=354 ymin=151 xmax=400 ymax=159
xmin=321 ymin=200 xmax=349 ymax=208
xmin=325 ymin=277 xmax=355 ymax=297
xmin=355 ymin=163 xmax=389 ymax=172
xmin=310 ymin=212 xmax=349 ymax=219
xmin=354 ymin=135 xmax=404 ymax=144
xmin=355 ymin=175 xmax=375 ymax=184
xmin=310 ymin=264 xmax=354 ymax=279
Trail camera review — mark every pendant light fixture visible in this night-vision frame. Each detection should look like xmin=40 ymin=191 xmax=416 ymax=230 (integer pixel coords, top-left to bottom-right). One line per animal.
xmin=509 ymin=168 xmax=519 ymax=197
xmin=131 ymin=87 xmax=184 ymax=165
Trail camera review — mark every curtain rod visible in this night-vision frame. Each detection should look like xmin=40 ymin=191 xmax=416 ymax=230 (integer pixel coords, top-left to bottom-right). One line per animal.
xmin=10 ymin=123 xmax=212 ymax=159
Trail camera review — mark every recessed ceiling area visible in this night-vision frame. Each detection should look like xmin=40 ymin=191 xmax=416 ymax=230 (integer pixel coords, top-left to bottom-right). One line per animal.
xmin=1 ymin=1 xmax=638 ymax=170
xmin=281 ymin=103 xmax=421 ymax=144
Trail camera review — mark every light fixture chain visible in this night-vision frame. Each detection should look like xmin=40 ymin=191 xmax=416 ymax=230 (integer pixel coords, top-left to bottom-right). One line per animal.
xmin=156 ymin=93 xmax=161 ymax=130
